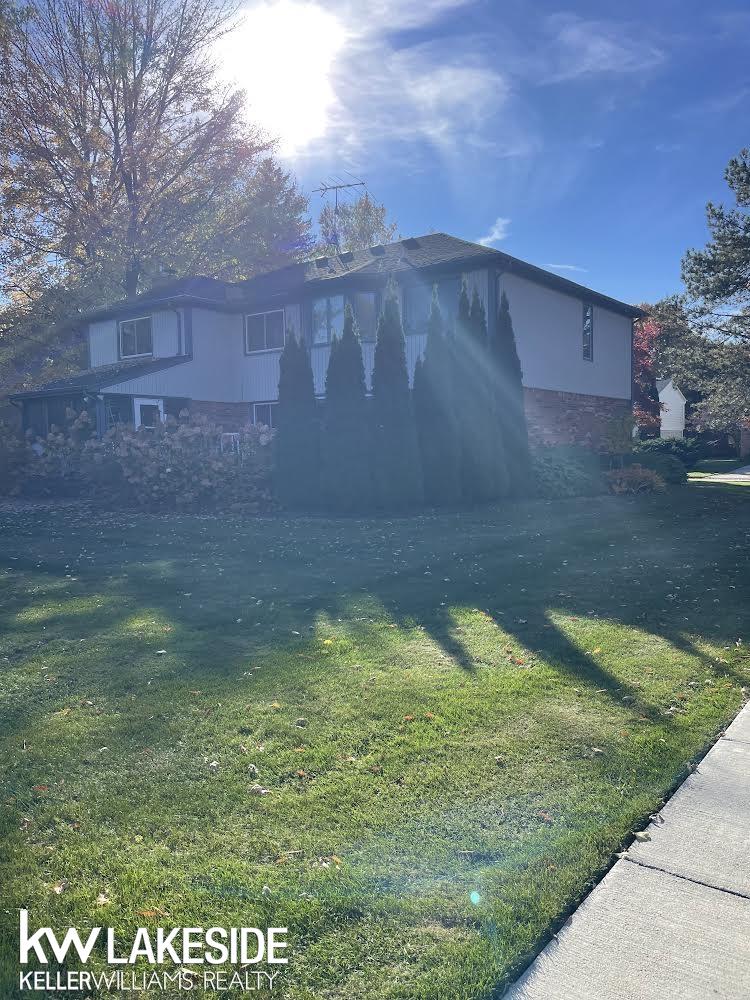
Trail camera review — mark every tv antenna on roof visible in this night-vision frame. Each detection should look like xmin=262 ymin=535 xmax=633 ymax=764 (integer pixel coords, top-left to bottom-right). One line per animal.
xmin=313 ymin=176 xmax=365 ymax=210
xmin=313 ymin=176 xmax=366 ymax=249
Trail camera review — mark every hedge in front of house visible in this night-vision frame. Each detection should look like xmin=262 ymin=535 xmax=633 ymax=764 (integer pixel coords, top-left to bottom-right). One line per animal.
xmin=531 ymin=445 xmax=605 ymax=498
xmin=626 ymin=452 xmax=687 ymax=484
xmin=633 ymin=436 xmax=704 ymax=467
xmin=21 ymin=411 xmax=275 ymax=510
xmin=0 ymin=421 xmax=31 ymax=496
xmin=606 ymin=464 xmax=667 ymax=495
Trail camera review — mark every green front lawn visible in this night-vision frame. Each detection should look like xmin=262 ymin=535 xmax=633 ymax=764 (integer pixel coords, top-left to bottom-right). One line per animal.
xmin=1 ymin=487 xmax=749 ymax=998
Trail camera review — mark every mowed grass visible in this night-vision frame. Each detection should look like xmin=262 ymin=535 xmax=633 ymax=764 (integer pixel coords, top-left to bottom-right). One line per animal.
xmin=1 ymin=485 xmax=749 ymax=999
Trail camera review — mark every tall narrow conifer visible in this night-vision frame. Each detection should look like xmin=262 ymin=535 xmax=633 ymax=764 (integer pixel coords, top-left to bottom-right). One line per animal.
xmin=276 ymin=330 xmax=319 ymax=508
xmin=413 ymin=287 xmax=461 ymax=505
xmin=322 ymin=304 xmax=372 ymax=511
xmin=371 ymin=283 xmax=423 ymax=509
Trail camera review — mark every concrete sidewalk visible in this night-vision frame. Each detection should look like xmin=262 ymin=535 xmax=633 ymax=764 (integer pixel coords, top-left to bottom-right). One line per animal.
xmin=698 ymin=463 xmax=750 ymax=484
xmin=505 ymin=703 xmax=750 ymax=1000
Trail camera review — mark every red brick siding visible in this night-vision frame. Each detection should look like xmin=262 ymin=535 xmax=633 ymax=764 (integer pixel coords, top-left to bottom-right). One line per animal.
xmin=524 ymin=387 xmax=631 ymax=450
xmin=189 ymin=400 xmax=253 ymax=430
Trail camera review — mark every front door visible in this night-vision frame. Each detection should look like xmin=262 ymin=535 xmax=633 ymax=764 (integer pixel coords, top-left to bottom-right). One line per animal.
xmin=134 ymin=397 xmax=164 ymax=429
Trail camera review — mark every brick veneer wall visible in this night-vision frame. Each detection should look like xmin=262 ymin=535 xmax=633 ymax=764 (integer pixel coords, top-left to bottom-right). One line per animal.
xmin=524 ymin=387 xmax=631 ymax=449
xmin=189 ymin=399 xmax=253 ymax=429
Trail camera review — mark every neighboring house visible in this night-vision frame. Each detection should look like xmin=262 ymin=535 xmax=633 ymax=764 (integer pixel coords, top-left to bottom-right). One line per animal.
xmin=657 ymin=377 xmax=687 ymax=439
xmin=10 ymin=233 xmax=642 ymax=448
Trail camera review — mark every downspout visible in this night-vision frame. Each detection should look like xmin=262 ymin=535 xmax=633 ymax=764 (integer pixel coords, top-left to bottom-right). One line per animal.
xmin=169 ymin=305 xmax=184 ymax=356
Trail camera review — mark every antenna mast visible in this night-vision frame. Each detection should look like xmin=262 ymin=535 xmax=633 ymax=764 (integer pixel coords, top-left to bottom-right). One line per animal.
xmin=313 ymin=177 xmax=366 ymax=248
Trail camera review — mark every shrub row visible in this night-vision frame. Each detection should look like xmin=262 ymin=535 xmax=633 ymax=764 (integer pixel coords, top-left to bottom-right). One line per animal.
xmin=1 ymin=411 xmax=274 ymax=509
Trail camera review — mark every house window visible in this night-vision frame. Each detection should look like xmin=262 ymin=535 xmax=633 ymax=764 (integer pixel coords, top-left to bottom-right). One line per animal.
xmin=404 ymin=284 xmax=432 ymax=335
xmin=245 ymin=310 xmax=285 ymax=353
xmin=311 ymin=295 xmax=345 ymax=344
xmin=134 ymin=397 xmax=164 ymax=429
xmin=119 ymin=316 xmax=153 ymax=358
xmin=582 ymin=303 xmax=594 ymax=361
xmin=253 ymin=402 xmax=277 ymax=428
xmin=353 ymin=292 xmax=377 ymax=341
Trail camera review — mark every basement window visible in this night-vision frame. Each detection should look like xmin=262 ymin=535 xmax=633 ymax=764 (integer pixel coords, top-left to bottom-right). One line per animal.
xmin=119 ymin=316 xmax=153 ymax=358
xmin=582 ymin=303 xmax=594 ymax=361
xmin=253 ymin=402 xmax=277 ymax=428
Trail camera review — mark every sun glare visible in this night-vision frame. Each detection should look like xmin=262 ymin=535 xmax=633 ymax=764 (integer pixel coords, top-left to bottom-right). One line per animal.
xmin=215 ymin=1 xmax=348 ymax=157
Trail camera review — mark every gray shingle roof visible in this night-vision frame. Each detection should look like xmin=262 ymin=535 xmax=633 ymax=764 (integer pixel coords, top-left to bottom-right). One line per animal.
xmin=83 ymin=233 xmax=643 ymax=322
xmin=11 ymin=356 xmax=190 ymax=399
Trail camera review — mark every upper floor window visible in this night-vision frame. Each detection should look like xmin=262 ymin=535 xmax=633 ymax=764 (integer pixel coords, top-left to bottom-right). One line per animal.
xmin=245 ymin=310 xmax=285 ymax=353
xmin=405 ymin=278 xmax=461 ymax=333
xmin=312 ymin=294 xmax=345 ymax=344
xmin=119 ymin=316 xmax=153 ymax=358
xmin=353 ymin=292 xmax=377 ymax=342
xmin=582 ymin=303 xmax=594 ymax=361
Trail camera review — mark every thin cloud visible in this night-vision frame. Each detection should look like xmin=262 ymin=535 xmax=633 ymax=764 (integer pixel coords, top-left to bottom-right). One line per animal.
xmin=477 ymin=217 xmax=511 ymax=246
xmin=545 ymin=263 xmax=588 ymax=273
xmin=221 ymin=1 xmax=537 ymax=167
xmin=540 ymin=13 xmax=665 ymax=83
xmin=673 ymin=87 xmax=750 ymax=119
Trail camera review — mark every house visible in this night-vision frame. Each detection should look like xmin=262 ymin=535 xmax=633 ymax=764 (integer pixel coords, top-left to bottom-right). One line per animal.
xmin=11 ymin=233 xmax=642 ymax=448
xmin=657 ymin=377 xmax=687 ymax=439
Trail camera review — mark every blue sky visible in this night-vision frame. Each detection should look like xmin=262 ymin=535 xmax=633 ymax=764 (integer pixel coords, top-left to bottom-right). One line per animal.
xmin=217 ymin=0 xmax=750 ymax=306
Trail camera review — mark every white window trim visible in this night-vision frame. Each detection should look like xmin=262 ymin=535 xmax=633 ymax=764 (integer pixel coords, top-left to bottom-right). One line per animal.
xmin=134 ymin=397 xmax=165 ymax=429
xmin=252 ymin=402 xmax=277 ymax=427
xmin=582 ymin=303 xmax=594 ymax=363
xmin=119 ymin=315 xmax=154 ymax=359
xmin=244 ymin=309 xmax=286 ymax=354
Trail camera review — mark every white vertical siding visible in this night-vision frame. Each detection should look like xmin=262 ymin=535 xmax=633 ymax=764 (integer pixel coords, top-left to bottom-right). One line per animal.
xmin=499 ymin=273 xmax=632 ymax=399
xmin=88 ymin=308 xmax=179 ymax=367
xmin=659 ymin=382 xmax=686 ymax=437
xmin=311 ymin=335 xmax=425 ymax=397
xmin=152 ymin=310 xmax=179 ymax=357
xmin=241 ymin=351 xmax=282 ymax=402
xmin=89 ymin=320 xmax=118 ymax=367
xmin=113 ymin=310 xmax=242 ymax=400
xmin=464 ymin=268 xmax=489 ymax=312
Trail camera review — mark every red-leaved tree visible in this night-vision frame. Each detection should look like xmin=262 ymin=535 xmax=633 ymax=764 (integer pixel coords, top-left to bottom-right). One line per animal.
xmin=632 ymin=314 xmax=662 ymax=431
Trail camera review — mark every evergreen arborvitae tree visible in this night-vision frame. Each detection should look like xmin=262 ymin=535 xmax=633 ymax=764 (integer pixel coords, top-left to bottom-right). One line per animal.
xmin=413 ymin=287 xmax=461 ymax=505
xmin=470 ymin=286 xmax=508 ymax=499
xmin=453 ymin=281 xmax=497 ymax=502
xmin=321 ymin=304 xmax=372 ymax=511
xmin=491 ymin=291 xmax=531 ymax=492
xmin=371 ymin=283 xmax=423 ymax=509
xmin=276 ymin=330 xmax=320 ymax=509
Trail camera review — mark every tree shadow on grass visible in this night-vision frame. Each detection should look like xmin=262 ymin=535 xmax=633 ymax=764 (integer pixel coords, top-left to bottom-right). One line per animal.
xmin=1 ymin=488 xmax=749 ymax=761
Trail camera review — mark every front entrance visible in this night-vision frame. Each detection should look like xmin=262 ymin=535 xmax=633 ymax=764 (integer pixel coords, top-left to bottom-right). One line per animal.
xmin=134 ymin=397 xmax=165 ymax=429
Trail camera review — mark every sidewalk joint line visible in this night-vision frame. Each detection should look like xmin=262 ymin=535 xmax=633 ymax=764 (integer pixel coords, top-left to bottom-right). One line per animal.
xmin=623 ymin=856 xmax=750 ymax=902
